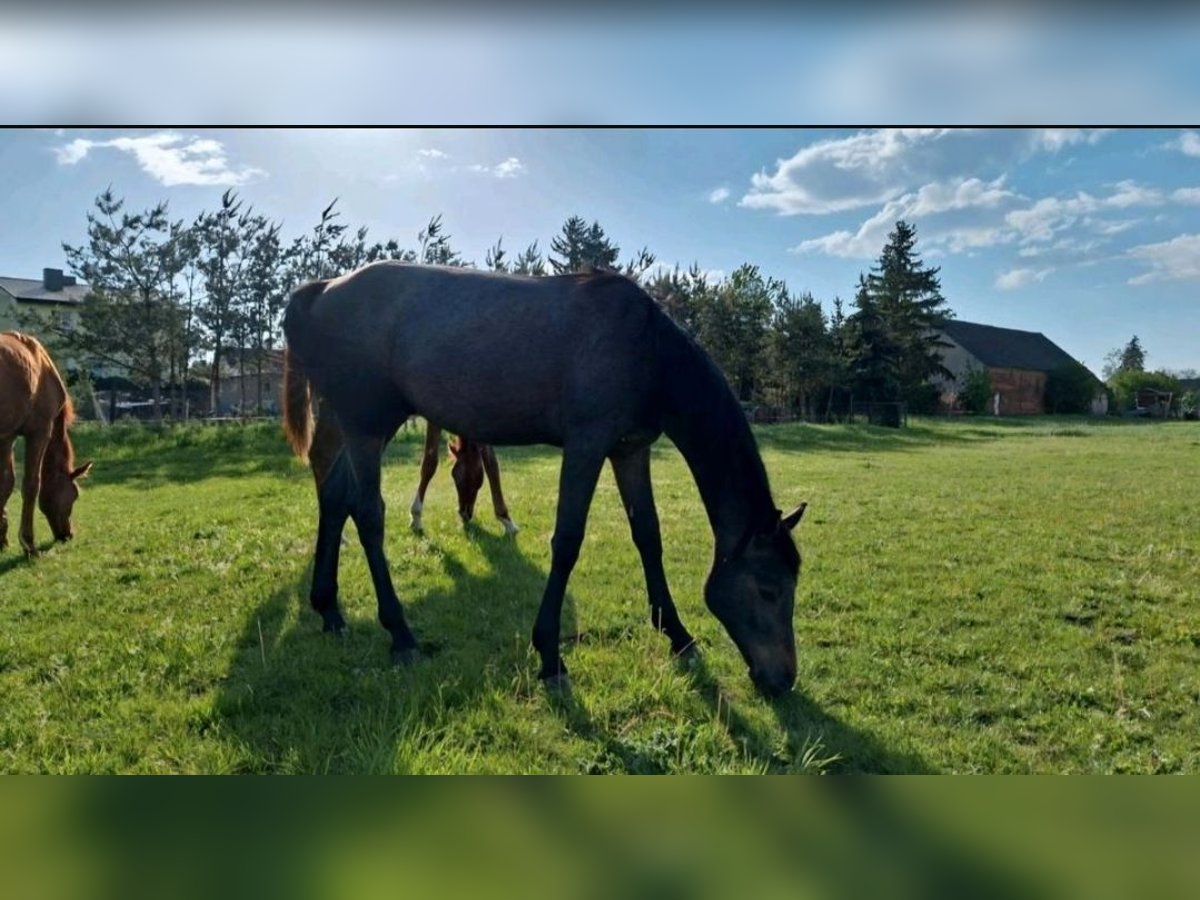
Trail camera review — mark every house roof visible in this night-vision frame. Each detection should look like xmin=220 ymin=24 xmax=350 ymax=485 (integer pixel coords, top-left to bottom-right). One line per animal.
xmin=0 ymin=276 xmax=89 ymax=306
xmin=940 ymin=319 xmax=1083 ymax=374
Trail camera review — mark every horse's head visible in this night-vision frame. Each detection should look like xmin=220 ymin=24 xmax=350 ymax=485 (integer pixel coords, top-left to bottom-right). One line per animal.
xmin=705 ymin=503 xmax=806 ymax=697
xmin=39 ymin=461 xmax=93 ymax=542
xmin=448 ymin=438 xmax=485 ymax=524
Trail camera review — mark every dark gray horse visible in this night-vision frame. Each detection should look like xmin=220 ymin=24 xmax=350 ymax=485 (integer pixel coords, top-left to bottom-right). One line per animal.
xmin=282 ymin=262 xmax=805 ymax=696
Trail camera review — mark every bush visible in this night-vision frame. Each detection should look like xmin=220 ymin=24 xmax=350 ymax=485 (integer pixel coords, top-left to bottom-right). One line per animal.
xmin=1108 ymin=369 xmax=1182 ymax=414
xmin=957 ymin=365 xmax=992 ymax=414
xmin=1045 ymin=362 xmax=1098 ymax=414
xmin=1180 ymin=390 xmax=1199 ymax=420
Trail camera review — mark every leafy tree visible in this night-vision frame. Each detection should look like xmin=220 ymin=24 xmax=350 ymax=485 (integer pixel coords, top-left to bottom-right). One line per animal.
xmin=194 ymin=190 xmax=265 ymax=414
xmin=696 ymin=264 xmax=778 ymax=402
xmin=958 ymin=365 xmax=993 ymax=414
xmin=549 ymin=216 xmax=620 ymax=273
xmin=240 ymin=220 xmax=288 ymax=414
xmin=1044 ymin=362 xmax=1098 ymax=414
xmin=1102 ymin=335 xmax=1148 ymax=380
xmin=485 ymin=237 xmax=508 ymax=272
xmin=1109 ymin=369 xmax=1180 ymax=414
xmin=766 ymin=290 xmax=832 ymax=417
xmin=416 ymin=215 xmax=464 ymax=267
xmin=621 ymin=246 xmax=657 ymax=282
xmin=513 ymin=241 xmax=547 ymax=276
xmin=844 ymin=274 xmax=901 ymax=402
xmin=644 ymin=262 xmax=711 ymax=339
xmin=849 ymin=220 xmax=953 ymax=410
xmin=60 ymin=189 xmax=186 ymax=419
xmin=1119 ymin=335 xmax=1146 ymax=373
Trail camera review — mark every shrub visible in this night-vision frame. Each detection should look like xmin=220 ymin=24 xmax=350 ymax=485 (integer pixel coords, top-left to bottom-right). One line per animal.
xmin=958 ymin=365 xmax=992 ymax=414
xmin=1108 ymin=369 xmax=1182 ymax=414
xmin=1045 ymin=362 xmax=1099 ymax=414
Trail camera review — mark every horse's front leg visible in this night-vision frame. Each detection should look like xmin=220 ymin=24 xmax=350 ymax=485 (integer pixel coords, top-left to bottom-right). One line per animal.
xmin=410 ymin=423 xmax=441 ymax=532
xmin=610 ymin=446 xmax=696 ymax=656
xmin=531 ymin=442 xmax=606 ymax=687
xmin=18 ymin=432 xmax=48 ymax=557
xmin=0 ymin=439 xmax=14 ymax=551
xmin=480 ymin=444 xmax=518 ymax=536
xmin=345 ymin=433 xmax=420 ymax=664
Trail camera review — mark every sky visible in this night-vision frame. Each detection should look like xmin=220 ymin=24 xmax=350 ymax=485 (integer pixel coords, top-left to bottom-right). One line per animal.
xmin=2 ymin=127 xmax=1197 ymax=375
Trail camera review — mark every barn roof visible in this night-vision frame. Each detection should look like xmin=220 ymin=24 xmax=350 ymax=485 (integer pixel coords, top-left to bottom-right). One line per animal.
xmin=0 ymin=276 xmax=89 ymax=306
xmin=940 ymin=319 xmax=1083 ymax=373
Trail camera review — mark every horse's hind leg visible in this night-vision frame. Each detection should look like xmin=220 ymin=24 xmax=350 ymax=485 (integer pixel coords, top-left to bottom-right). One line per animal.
xmin=345 ymin=432 xmax=420 ymax=664
xmin=0 ymin=438 xmax=14 ymax=550
xmin=410 ymin=423 xmax=440 ymax=532
xmin=18 ymin=431 xmax=48 ymax=556
xmin=481 ymin=444 xmax=518 ymax=536
xmin=310 ymin=452 xmax=352 ymax=634
xmin=610 ymin=446 xmax=696 ymax=656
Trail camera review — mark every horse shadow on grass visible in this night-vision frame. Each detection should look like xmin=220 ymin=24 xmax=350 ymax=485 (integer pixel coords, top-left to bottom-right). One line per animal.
xmin=213 ymin=525 xmax=582 ymax=773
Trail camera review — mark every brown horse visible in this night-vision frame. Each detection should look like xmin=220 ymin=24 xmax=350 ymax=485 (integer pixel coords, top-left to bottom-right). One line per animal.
xmin=0 ymin=332 xmax=93 ymax=556
xmin=307 ymin=400 xmax=516 ymax=535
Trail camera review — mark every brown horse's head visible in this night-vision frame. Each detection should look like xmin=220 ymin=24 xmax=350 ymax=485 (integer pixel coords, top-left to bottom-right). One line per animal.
xmin=448 ymin=437 xmax=485 ymax=523
xmin=705 ymin=503 xmax=806 ymax=698
xmin=39 ymin=460 xmax=93 ymax=542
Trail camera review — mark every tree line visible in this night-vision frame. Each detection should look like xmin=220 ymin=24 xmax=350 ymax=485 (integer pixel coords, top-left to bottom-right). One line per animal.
xmin=44 ymin=189 xmax=956 ymax=421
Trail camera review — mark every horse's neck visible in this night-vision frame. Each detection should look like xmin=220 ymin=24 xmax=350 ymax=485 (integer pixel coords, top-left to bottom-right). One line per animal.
xmin=658 ymin=324 xmax=775 ymax=555
xmin=42 ymin=409 xmax=74 ymax=475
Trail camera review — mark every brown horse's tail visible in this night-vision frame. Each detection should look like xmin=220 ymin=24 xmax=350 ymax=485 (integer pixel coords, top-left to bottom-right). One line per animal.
xmin=282 ymin=348 xmax=313 ymax=462
xmin=280 ymin=279 xmax=328 ymax=463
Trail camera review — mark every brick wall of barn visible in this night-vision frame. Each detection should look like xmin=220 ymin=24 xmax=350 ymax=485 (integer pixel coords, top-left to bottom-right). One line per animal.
xmin=987 ymin=367 xmax=1046 ymax=415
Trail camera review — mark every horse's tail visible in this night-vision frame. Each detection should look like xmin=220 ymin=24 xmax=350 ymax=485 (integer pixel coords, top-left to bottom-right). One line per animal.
xmin=282 ymin=348 xmax=313 ymax=462
xmin=281 ymin=279 xmax=328 ymax=462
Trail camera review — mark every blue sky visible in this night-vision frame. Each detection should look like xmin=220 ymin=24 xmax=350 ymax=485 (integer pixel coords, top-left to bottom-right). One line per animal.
xmin=3 ymin=128 xmax=1197 ymax=375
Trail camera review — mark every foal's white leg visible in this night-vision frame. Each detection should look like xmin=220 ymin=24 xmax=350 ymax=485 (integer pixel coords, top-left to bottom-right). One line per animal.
xmin=409 ymin=493 xmax=423 ymax=532
xmin=499 ymin=515 xmax=519 ymax=536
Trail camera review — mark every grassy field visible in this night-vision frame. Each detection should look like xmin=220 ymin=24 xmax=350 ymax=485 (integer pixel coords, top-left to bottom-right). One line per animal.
xmin=1 ymin=416 xmax=1197 ymax=773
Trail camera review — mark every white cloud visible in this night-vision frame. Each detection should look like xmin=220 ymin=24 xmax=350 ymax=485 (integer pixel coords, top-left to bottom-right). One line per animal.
xmin=1127 ymin=233 xmax=1200 ymax=284
xmin=53 ymin=131 xmax=264 ymax=186
xmin=708 ymin=186 xmax=730 ymax=204
xmin=469 ymin=156 xmax=526 ymax=178
xmin=417 ymin=148 xmax=448 ymax=159
xmin=1171 ymin=130 xmax=1200 ymax=157
xmin=995 ymin=267 xmax=1051 ymax=290
xmin=791 ymin=175 xmax=1015 ymax=258
xmin=1030 ymin=129 xmax=1113 ymax=152
xmin=1172 ymin=187 xmax=1200 ymax=204
xmin=741 ymin=128 xmax=959 ymax=215
xmin=1004 ymin=181 xmax=1164 ymax=245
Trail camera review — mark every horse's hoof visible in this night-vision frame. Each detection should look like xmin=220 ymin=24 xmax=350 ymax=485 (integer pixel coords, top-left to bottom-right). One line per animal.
xmin=391 ymin=646 xmax=422 ymax=667
xmin=676 ymin=642 xmax=702 ymax=666
xmin=409 ymin=519 xmax=423 ymax=534
xmin=541 ymin=671 xmax=572 ymax=695
xmin=500 ymin=518 xmax=519 ymax=536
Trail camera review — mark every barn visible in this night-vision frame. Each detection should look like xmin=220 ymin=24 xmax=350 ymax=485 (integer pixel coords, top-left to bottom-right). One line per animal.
xmin=934 ymin=319 xmax=1108 ymax=416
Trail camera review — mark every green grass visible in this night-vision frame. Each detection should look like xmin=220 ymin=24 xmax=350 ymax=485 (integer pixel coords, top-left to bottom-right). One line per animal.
xmin=2 ymin=416 xmax=1197 ymax=773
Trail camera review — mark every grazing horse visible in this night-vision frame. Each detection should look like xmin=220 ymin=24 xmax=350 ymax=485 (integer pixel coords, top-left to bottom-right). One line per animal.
xmin=307 ymin=399 xmax=517 ymax=536
xmin=0 ymin=332 xmax=93 ymax=556
xmin=410 ymin=423 xmax=517 ymax=535
xmin=282 ymin=263 xmax=805 ymax=696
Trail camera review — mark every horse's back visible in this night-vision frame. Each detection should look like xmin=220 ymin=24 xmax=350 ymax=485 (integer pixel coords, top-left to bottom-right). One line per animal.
xmin=0 ymin=332 xmax=50 ymax=436
xmin=295 ymin=263 xmax=663 ymax=446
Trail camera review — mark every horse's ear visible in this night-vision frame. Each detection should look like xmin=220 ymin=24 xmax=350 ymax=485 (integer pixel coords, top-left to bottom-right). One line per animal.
xmin=781 ymin=502 xmax=806 ymax=531
xmin=71 ymin=461 xmax=94 ymax=481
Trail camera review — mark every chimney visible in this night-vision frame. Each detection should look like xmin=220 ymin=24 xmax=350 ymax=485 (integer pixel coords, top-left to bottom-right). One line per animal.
xmin=43 ymin=268 xmax=64 ymax=291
